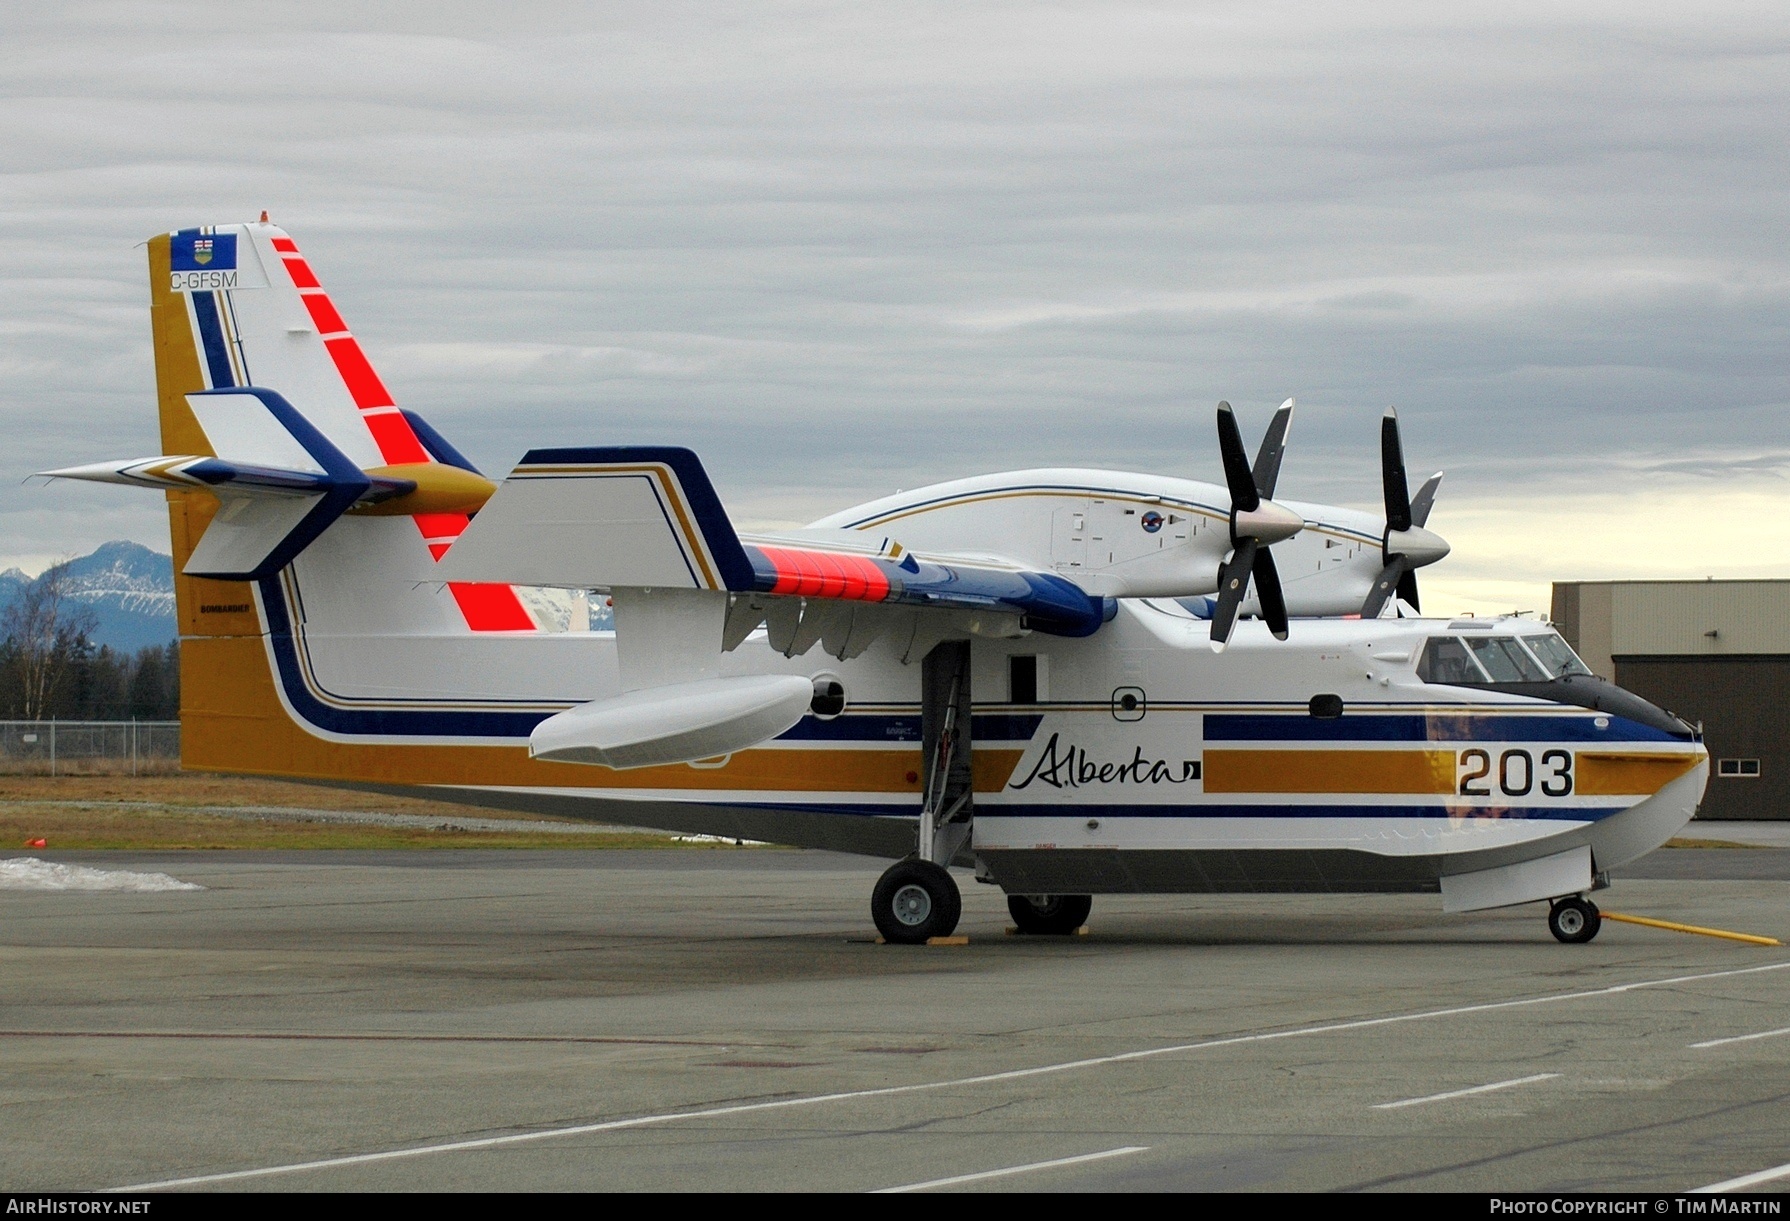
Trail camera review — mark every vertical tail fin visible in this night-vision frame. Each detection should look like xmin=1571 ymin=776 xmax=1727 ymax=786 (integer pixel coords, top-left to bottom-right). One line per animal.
xmin=150 ymin=221 xmax=534 ymax=635
xmin=146 ymin=221 xmax=542 ymax=775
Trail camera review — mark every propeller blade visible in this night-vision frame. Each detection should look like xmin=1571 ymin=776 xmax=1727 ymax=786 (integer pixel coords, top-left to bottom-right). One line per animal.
xmin=1381 ymin=407 xmax=1412 ymax=533
xmin=1396 ymin=565 xmax=1421 ymax=614
xmin=1361 ymin=554 xmax=1411 ymax=619
xmin=1209 ymin=538 xmax=1257 ymax=648
xmin=1252 ymin=546 xmax=1288 ymax=640
xmin=1250 ymin=398 xmax=1295 ymax=500
xmin=1216 ymin=402 xmax=1259 ymax=513
xmin=1408 ymin=471 xmax=1443 ymax=529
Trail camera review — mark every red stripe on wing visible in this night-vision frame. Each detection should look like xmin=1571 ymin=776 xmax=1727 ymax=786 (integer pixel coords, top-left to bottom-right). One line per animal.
xmin=758 ymin=547 xmax=890 ymax=602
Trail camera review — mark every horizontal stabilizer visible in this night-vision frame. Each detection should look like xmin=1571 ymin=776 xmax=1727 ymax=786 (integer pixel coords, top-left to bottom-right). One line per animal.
xmin=41 ymin=388 xmax=498 ymax=580
xmin=185 ymin=493 xmax=333 ymax=579
xmin=530 ymin=674 xmax=814 ymax=769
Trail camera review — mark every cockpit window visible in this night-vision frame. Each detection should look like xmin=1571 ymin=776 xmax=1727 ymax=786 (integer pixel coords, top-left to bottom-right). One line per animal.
xmin=1466 ymin=635 xmax=1548 ymax=682
xmin=1522 ymin=631 xmax=1592 ymax=678
xmin=1417 ymin=637 xmax=1487 ymax=684
xmin=1421 ymin=634 xmax=1583 ymax=684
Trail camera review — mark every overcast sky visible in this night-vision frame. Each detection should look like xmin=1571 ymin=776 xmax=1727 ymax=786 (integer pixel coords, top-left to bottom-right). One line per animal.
xmin=3 ymin=2 xmax=1786 ymax=613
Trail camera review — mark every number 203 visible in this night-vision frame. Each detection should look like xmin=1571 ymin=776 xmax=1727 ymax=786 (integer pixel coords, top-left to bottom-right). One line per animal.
xmin=1458 ymin=749 xmax=1572 ymax=798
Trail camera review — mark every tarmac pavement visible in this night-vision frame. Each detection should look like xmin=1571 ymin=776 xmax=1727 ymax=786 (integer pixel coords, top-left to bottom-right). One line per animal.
xmin=2 ymin=847 xmax=1788 ymax=1193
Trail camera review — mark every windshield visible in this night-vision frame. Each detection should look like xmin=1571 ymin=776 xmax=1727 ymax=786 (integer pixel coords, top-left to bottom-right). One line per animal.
xmin=1523 ymin=631 xmax=1592 ymax=678
xmin=1466 ymin=635 xmax=1548 ymax=682
xmin=1419 ymin=633 xmax=1592 ymax=684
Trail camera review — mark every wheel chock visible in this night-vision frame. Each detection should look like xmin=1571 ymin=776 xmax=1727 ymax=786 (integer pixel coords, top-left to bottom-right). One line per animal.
xmin=1075 ymin=925 xmax=1090 ymax=936
xmin=926 ymin=935 xmax=970 ymax=946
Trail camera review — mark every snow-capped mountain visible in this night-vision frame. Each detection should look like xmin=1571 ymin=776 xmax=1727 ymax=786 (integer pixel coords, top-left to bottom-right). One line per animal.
xmin=2 ymin=541 xmax=176 ymax=652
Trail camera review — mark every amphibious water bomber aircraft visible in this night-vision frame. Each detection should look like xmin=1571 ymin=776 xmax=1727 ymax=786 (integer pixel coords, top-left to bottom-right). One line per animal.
xmin=42 ymin=220 xmax=1707 ymax=945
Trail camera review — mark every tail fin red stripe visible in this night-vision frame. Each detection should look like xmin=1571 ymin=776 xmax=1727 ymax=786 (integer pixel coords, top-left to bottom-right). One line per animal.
xmin=274 ymin=234 xmax=534 ymax=633
xmin=363 ymin=412 xmax=431 ymax=465
xmin=448 ymin=581 xmax=536 ymax=630
xmin=282 ymin=257 xmax=321 ymax=289
xmin=300 ymin=293 xmax=349 ymax=336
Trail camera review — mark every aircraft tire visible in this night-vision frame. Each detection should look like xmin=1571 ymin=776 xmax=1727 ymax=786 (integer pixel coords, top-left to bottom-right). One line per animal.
xmin=872 ymin=859 xmax=962 ymax=944
xmin=1547 ymin=896 xmax=1602 ymax=944
xmin=1007 ymin=893 xmax=1093 ymax=935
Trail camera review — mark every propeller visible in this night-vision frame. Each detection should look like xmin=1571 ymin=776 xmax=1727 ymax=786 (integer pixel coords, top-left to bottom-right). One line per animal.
xmin=1361 ymin=407 xmax=1449 ymax=619
xmin=1211 ymin=399 xmax=1303 ymax=650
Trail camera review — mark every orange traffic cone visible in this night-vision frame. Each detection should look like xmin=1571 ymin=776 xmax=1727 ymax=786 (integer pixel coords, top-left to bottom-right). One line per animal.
xmin=25 ymin=838 xmax=46 ymax=848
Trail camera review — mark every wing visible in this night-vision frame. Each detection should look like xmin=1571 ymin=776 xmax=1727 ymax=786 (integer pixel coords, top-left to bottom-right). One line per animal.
xmin=437 ymin=446 xmax=1111 ymax=659
xmin=436 ymin=447 xmax=1112 ymax=769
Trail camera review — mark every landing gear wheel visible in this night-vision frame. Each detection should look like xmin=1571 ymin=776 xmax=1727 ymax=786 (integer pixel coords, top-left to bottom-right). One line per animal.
xmin=1548 ymin=896 xmax=1602 ymax=944
xmin=872 ymin=859 xmax=962 ymax=944
xmin=1007 ymin=893 xmax=1093 ymax=935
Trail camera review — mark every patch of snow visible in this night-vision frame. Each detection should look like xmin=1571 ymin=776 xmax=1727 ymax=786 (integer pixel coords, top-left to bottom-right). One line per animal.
xmin=0 ymin=858 xmax=203 ymax=892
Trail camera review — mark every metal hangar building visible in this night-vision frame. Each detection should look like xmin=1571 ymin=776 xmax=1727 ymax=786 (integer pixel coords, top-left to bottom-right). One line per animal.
xmin=1551 ymin=579 xmax=1789 ymax=821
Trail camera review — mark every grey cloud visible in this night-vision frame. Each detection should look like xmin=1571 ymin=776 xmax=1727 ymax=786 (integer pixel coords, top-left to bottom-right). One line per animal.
xmin=2 ymin=2 xmax=1787 ymax=558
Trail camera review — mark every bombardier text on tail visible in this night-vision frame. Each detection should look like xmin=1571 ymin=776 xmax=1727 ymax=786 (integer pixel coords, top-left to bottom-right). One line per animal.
xmin=41 ymin=219 xmax=1707 ymax=945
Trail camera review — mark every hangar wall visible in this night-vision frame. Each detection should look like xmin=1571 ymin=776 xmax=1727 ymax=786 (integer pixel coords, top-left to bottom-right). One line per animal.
xmin=1552 ymin=579 xmax=1790 ymax=821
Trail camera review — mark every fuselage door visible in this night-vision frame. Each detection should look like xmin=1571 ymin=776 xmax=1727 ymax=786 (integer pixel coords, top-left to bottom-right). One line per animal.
xmin=1051 ymin=502 xmax=1090 ymax=571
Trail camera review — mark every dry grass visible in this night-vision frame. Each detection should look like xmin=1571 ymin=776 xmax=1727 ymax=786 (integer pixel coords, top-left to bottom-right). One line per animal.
xmin=0 ymin=773 xmax=713 ymax=851
xmin=0 ymin=759 xmax=183 ymax=777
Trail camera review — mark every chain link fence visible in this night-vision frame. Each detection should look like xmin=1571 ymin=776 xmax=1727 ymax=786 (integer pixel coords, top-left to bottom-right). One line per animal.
xmin=0 ymin=721 xmax=181 ymax=775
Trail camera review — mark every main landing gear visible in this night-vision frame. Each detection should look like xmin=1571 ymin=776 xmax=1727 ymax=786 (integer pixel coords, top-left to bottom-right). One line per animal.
xmin=1548 ymin=895 xmax=1602 ymax=944
xmin=871 ymin=859 xmax=962 ymax=943
xmin=873 ymin=642 xmax=974 ymax=945
xmin=1007 ymin=893 xmax=1093 ymax=935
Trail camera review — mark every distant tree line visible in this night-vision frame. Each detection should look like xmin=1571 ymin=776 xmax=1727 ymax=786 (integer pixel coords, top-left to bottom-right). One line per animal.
xmin=0 ymin=561 xmax=178 ymax=720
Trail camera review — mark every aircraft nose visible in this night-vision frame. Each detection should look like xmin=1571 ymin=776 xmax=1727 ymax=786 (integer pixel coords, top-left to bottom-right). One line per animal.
xmin=1386 ymin=524 xmax=1449 ymax=567
xmin=1232 ymin=498 xmax=1303 ymax=546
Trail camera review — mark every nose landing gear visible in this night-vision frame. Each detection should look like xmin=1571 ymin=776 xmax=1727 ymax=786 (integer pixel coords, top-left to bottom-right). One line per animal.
xmin=1548 ymin=895 xmax=1602 ymax=943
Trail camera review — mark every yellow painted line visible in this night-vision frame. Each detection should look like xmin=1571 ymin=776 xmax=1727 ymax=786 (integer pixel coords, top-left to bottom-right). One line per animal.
xmin=1601 ymin=912 xmax=1781 ymax=947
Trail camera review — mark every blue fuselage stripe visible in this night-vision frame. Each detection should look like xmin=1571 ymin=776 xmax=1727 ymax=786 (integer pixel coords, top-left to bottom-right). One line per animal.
xmin=1203 ymin=713 xmax=1676 ymax=743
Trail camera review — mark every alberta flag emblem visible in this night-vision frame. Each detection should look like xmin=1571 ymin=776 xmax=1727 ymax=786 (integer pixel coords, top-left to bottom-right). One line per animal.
xmin=170 ymin=231 xmax=237 ymax=273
